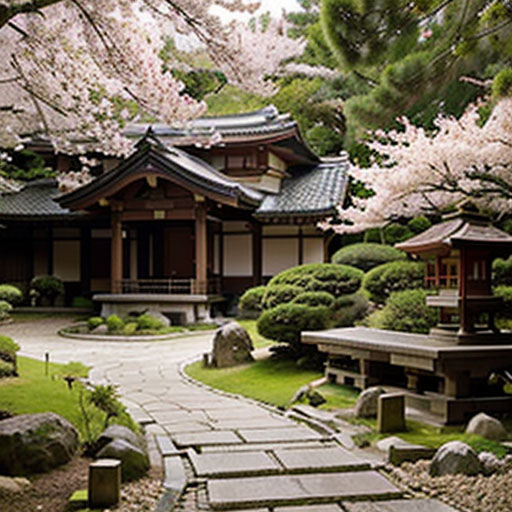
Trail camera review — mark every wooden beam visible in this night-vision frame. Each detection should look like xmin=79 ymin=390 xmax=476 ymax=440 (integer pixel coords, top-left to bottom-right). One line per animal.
xmin=195 ymin=202 xmax=208 ymax=293
xmin=252 ymin=221 xmax=262 ymax=286
xmin=111 ymin=209 xmax=123 ymax=293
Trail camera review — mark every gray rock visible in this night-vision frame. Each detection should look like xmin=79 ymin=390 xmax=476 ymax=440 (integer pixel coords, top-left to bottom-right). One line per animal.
xmin=307 ymin=389 xmax=326 ymax=407
xmin=0 ymin=476 xmax=31 ymax=494
xmin=211 ymin=321 xmax=254 ymax=368
xmin=95 ymin=424 xmax=146 ymax=454
xmin=0 ymin=412 xmax=79 ymax=475
xmin=96 ymin=438 xmax=149 ymax=481
xmin=429 ymin=441 xmax=481 ymax=477
xmin=465 ymin=412 xmax=507 ymax=441
xmin=354 ymin=387 xmax=385 ymax=418
xmin=92 ymin=324 xmax=109 ymax=334
xmin=376 ymin=436 xmax=409 ymax=452
xmin=478 ymin=451 xmax=504 ymax=475
xmin=146 ymin=311 xmax=170 ymax=327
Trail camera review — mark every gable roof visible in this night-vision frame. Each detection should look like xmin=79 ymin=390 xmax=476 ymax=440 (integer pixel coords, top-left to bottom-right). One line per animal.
xmin=255 ymin=156 xmax=349 ymax=222
xmin=57 ymin=133 xmax=263 ymax=210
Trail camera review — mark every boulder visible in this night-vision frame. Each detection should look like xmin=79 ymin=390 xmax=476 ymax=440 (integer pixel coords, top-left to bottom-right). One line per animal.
xmin=0 ymin=476 xmax=31 ymax=495
xmin=94 ymin=424 xmax=146 ymax=455
xmin=429 ymin=441 xmax=481 ymax=477
xmin=307 ymin=389 xmax=326 ymax=407
xmin=211 ymin=321 xmax=254 ymax=368
xmin=146 ymin=311 xmax=171 ymax=327
xmin=92 ymin=324 xmax=109 ymax=335
xmin=354 ymin=387 xmax=385 ymax=418
xmin=479 ymin=451 xmax=504 ymax=476
xmin=465 ymin=412 xmax=507 ymax=441
xmin=0 ymin=412 xmax=79 ymax=475
xmin=96 ymin=438 xmax=149 ymax=481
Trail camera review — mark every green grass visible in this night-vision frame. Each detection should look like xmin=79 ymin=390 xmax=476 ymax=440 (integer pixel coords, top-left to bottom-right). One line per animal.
xmin=315 ymin=382 xmax=360 ymax=410
xmin=185 ymin=356 xmax=322 ymax=408
xmin=236 ymin=318 xmax=274 ymax=349
xmin=352 ymin=418 xmax=511 ymax=458
xmin=0 ymin=356 xmax=137 ymax=442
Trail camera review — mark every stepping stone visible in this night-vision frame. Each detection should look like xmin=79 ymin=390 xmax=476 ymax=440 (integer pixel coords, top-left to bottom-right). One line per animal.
xmin=173 ymin=430 xmax=242 ymax=447
xmin=275 ymin=506 xmax=342 ymax=512
xmin=208 ymin=471 xmax=402 ymax=509
xmin=238 ymin=427 xmax=324 ymax=443
xmin=202 ymin=441 xmax=338 ymax=453
xmin=163 ymin=456 xmax=186 ymax=492
xmin=205 ymin=408 xmax=270 ymax=420
xmin=211 ymin=418 xmax=293 ymax=430
xmin=162 ymin=421 xmax=214 ymax=434
xmin=156 ymin=436 xmax=180 ymax=456
xmin=151 ymin=411 xmax=208 ymax=423
xmin=343 ymin=499 xmax=459 ymax=511
xmin=190 ymin=451 xmax=281 ymax=477
xmin=273 ymin=446 xmax=371 ymax=473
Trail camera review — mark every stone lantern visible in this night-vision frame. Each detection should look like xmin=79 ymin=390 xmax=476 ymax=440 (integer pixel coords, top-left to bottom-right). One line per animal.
xmin=396 ymin=202 xmax=512 ymax=344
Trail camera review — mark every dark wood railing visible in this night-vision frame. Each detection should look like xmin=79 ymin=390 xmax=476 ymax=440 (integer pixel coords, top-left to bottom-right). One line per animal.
xmin=113 ymin=278 xmax=221 ymax=295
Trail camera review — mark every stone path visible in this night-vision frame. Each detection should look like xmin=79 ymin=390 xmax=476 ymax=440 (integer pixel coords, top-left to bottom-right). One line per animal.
xmin=2 ymin=317 xmax=459 ymax=511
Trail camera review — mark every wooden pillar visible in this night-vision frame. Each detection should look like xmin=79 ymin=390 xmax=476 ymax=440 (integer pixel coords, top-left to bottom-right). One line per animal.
xmin=111 ymin=208 xmax=123 ymax=293
xmin=298 ymin=227 xmax=304 ymax=265
xmin=47 ymin=225 xmax=54 ymax=275
xmin=80 ymin=227 xmax=91 ymax=294
xmin=252 ymin=222 xmax=262 ymax=286
xmin=195 ymin=202 xmax=207 ymax=294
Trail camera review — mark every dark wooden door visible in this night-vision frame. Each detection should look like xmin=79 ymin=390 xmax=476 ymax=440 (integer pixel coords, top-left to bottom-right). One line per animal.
xmin=163 ymin=225 xmax=194 ymax=278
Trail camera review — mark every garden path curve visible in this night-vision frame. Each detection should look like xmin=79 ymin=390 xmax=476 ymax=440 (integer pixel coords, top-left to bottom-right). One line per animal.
xmin=3 ymin=317 xmax=458 ymax=512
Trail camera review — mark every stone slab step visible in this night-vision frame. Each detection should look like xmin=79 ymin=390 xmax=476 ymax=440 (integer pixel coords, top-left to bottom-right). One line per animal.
xmin=343 ymin=498 xmax=459 ymax=511
xmin=156 ymin=435 xmax=180 ymax=457
xmin=237 ymin=427 xmax=324 ymax=444
xmin=173 ymin=430 xmax=243 ymax=447
xmin=202 ymin=440 xmax=338 ymax=454
xmin=208 ymin=471 xmax=402 ymax=510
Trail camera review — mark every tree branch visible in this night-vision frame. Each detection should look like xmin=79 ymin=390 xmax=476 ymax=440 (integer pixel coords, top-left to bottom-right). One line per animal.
xmin=0 ymin=0 xmax=61 ymax=29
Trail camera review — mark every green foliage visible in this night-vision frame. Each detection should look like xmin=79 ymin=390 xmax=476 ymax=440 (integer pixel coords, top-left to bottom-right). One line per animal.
xmin=363 ymin=260 xmax=426 ymax=304
xmin=56 ymin=361 xmax=89 ymax=379
xmin=365 ymin=289 xmax=438 ymax=334
xmin=331 ymin=292 xmax=369 ymax=327
xmin=493 ymin=256 xmax=512 ymax=286
xmin=0 ymin=335 xmax=20 ymax=358
xmin=383 ymin=223 xmax=413 ymax=244
xmin=269 ymin=263 xmax=364 ymax=297
xmin=206 ymin=84 xmax=268 ymax=116
xmin=87 ymin=316 xmax=104 ymax=330
xmin=71 ymin=296 xmax=94 ymax=309
xmin=492 ymin=68 xmax=512 ymax=98
xmin=292 ymin=291 xmax=335 ymax=308
xmin=257 ymin=303 xmax=330 ymax=346
xmin=494 ymin=286 xmax=512 ymax=327
xmin=0 ymin=300 xmax=13 ymax=321
xmin=331 ymin=243 xmax=407 ymax=272
xmin=262 ymin=284 xmax=303 ymax=309
xmin=238 ymin=286 xmax=267 ymax=313
xmin=88 ymin=384 xmax=125 ymax=429
xmin=106 ymin=314 xmax=124 ymax=332
xmin=407 ymin=215 xmax=432 ymax=234
xmin=171 ymin=68 xmax=227 ymax=101
xmin=30 ymin=275 xmax=64 ymax=302
xmin=0 ymin=149 xmax=55 ymax=182
xmin=135 ymin=313 xmax=164 ymax=330
xmin=123 ymin=322 xmax=138 ymax=335
xmin=306 ymin=124 xmax=344 ymax=156
xmin=0 ymin=360 xmax=15 ymax=377
xmin=0 ymin=284 xmax=23 ymax=305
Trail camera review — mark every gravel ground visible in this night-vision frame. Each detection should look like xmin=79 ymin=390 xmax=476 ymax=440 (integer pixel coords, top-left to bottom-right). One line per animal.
xmin=386 ymin=460 xmax=512 ymax=512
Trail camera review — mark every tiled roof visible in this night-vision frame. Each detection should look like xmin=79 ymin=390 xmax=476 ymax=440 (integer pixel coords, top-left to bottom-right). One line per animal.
xmin=0 ymin=178 xmax=76 ymax=220
xmin=254 ymin=156 xmax=349 ymax=220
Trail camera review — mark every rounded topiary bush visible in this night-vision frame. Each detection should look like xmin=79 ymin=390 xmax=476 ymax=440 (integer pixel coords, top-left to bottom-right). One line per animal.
xmin=383 ymin=223 xmax=413 ymax=244
xmin=0 ymin=284 xmax=23 ymax=305
xmin=0 ymin=301 xmax=13 ymax=321
xmin=407 ymin=215 xmax=432 ymax=234
xmin=123 ymin=322 xmax=138 ymax=335
xmin=365 ymin=289 xmax=438 ymax=334
xmin=238 ymin=286 xmax=267 ymax=315
xmin=262 ymin=284 xmax=303 ymax=309
xmin=0 ymin=335 xmax=20 ymax=375
xmin=87 ymin=316 xmax=104 ymax=330
xmin=257 ymin=303 xmax=330 ymax=346
xmin=106 ymin=314 xmax=124 ymax=332
xmin=136 ymin=313 xmax=164 ymax=331
xmin=493 ymin=256 xmax=512 ymax=286
xmin=331 ymin=243 xmax=407 ymax=272
xmin=292 ymin=291 xmax=335 ymax=308
xmin=30 ymin=275 xmax=64 ymax=304
xmin=363 ymin=260 xmax=425 ymax=304
xmin=331 ymin=292 xmax=369 ymax=327
xmin=268 ymin=263 xmax=363 ymax=298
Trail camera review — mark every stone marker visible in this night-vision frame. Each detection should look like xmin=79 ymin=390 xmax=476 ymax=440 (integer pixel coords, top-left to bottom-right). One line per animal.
xmin=211 ymin=321 xmax=254 ymax=367
xmin=388 ymin=443 xmax=436 ymax=466
xmin=88 ymin=459 xmax=121 ymax=508
xmin=377 ymin=393 xmax=405 ymax=433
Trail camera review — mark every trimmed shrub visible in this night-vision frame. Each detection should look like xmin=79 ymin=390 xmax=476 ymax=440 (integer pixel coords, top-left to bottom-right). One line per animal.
xmin=106 ymin=314 xmax=124 ymax=332
xmin=0 ymin=284 xmax=23 ymax=305
xmin=493 ymin=256 xmax=512 ymax=286
xmin=30 ymin=275 xmax=64 ymax=304
xmin=262 ymin=284 xmax=303 ymax=309
xmin=407 ymin=215 xmax=432 ymax=234
xmin=293 ymin=291 xmax=335 ymax=308
xmin=257 ymin=303 xmax=330 ymax=347
xmin=331 ymin=292 xmax=369 ymax=327
xmin=383 ymin=223 xmax=413 ymax=244
xmin=268 ymin=263 xmax=364 ymax=298
xmin=238 ymin=286 xmax=267 ymax=314
xmin=365 ymin=289 xmax=438 ymax=334
xmin=494 ymin=286 xmax=512 ymax=328
xmin=0 ymin=359 xmax=14 ymax=377
xmin=0 ymin=335 xmax=20 ymax=358
xmin=0 ymin=300 xmax=13 ymax=321
xmin=87 ymin=316 xmax=104 ymax=330
xmin=331 ymin=243 xmax=407 ymax=272
xmin=123 ymin=322 xmax=138 ymax=335
xmin=72 ymin=296 xmax=94 ymax=309
xmin=136 ymin=314 xmax=164 ymax=331
xmin=363 ymin=260 xmax=426 ymax=304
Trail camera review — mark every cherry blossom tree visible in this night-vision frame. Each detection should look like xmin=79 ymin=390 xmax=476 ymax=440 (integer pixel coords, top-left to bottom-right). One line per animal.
xmin=327 ymin=98 xmax=512 ymax=233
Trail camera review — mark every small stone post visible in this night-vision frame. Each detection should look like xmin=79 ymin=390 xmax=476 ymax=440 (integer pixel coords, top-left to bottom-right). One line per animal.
xmin=377 ymin=393 xmax=405 ymax=433
xmin=88 ymin=458 xmax=121 ymax=508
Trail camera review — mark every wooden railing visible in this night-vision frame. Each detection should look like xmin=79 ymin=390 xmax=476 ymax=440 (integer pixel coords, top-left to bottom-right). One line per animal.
xmin=113 ymin=277 xmax=221 ymax=295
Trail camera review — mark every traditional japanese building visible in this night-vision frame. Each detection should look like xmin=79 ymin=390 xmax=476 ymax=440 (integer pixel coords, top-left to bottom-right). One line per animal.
xmin=0 ymin=106 xmax=348 ymax=319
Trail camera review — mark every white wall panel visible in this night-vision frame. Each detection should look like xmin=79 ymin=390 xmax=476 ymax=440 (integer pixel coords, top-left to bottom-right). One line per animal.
xmin=303 ymin=238 xmax=324 ymax=264
xmin=223 ymin=234 xmax=252 ymax=276
xmin=263 ymin=238 xmax=298 ymax=277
